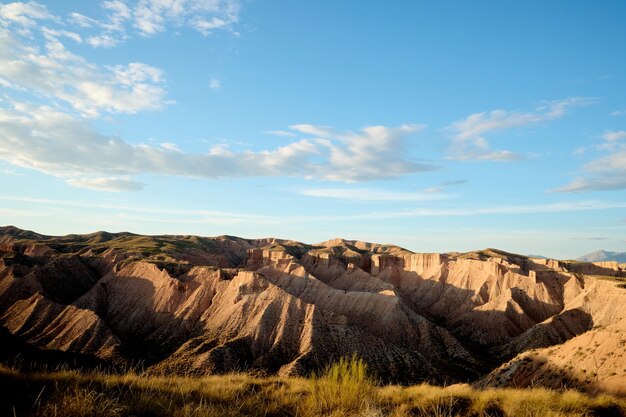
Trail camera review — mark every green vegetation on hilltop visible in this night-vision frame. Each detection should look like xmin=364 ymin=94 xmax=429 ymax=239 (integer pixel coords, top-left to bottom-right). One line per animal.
xmin=260 ymin=241 xmax=314 ymax=258
xmin=453 ymin=248 xmax=529 ymax=264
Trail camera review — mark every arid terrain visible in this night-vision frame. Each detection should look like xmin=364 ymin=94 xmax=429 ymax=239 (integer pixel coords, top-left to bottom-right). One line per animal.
xmin=0 ymin=227 xmax=626 ymax=416
xmin=1 ymin=225 xmax=626 ymax=415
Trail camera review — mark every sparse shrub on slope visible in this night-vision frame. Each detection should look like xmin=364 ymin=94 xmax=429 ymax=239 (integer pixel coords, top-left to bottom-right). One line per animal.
xmin=304 ymin=355 xmax=377 ymax=416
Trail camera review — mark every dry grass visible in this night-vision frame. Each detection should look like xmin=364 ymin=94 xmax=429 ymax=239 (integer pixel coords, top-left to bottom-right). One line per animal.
xmin=305 ymin=355 xmax=376 ymax=415
xmin=1 ymin=359 xmax=624 ymax=417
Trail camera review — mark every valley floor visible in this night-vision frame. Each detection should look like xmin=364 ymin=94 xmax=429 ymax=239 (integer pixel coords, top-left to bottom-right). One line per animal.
xmin=1 ymin=361 xmax=624 ymax=417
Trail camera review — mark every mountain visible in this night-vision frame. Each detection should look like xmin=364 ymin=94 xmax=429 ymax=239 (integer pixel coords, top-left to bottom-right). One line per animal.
xmin=578 ymin=250 xmax=626 ymax=263
xmin=1 ymin=226 xmax=625 ymax=394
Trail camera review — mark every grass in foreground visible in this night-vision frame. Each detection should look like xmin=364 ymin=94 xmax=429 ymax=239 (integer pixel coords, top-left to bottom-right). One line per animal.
xmin=1 ymin=359 xmax=624 ymax=417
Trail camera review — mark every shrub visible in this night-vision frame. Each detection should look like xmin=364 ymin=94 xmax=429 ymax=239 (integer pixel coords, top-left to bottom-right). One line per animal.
xmin=304 ymin=355 xmax=376 ymax=416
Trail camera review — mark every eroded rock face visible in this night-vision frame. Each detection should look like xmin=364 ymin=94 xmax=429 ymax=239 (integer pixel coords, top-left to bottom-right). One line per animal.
xmin=0 ymin=226 xmax=625 ymax=392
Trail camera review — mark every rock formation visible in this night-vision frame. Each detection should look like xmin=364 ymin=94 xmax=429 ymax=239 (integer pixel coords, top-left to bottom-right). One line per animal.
xmin=1 ymin=226 xmax=625 ymax=393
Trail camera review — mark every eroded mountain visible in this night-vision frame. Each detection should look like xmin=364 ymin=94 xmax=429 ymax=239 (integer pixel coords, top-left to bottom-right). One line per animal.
xmin=1 ymin=226 xmax=625 ymax=393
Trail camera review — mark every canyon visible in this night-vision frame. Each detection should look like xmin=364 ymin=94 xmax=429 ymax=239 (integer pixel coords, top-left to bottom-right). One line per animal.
xmin=1 ymin=226 xmax=625 ymax=394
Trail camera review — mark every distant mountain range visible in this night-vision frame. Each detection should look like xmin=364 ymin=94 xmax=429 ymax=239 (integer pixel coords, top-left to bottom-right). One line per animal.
xmin=577 ymin=250 xmax=626 ymax=263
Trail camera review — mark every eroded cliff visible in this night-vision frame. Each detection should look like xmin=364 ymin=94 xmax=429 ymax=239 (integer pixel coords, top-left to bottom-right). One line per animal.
xmin=1 ymin=226 xmax=625 ymax=392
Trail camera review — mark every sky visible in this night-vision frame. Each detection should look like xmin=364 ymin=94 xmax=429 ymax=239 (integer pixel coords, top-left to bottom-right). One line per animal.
xmin=0 ymin=0 xmax=625 ymax=259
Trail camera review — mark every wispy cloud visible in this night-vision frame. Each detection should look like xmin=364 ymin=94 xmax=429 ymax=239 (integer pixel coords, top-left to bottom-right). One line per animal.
xmin=0 ymin=101 xmax=435 ymax=187
xmin=83 ymin=0 xmax=131 ymax=47
xmin=264 ymin=130 xmax=298 ymax=137
xmin=0 ymin=196 xmax=271 ymax=225
xmin=300 ymin=188 xmax=451 ymax=202
xmin=556 ymin=130 xmax=626 ymax=192
xmin=2 ymin=196 xmax=624 ymax=226
xmin=70 ymin=12 xmax=99 ymax=28
xmin=65 ymin=177 xmax=144 ymax=192
xmin=447 ymin=97 xmax=594 ymax=161
xmin=0 ymin=196 xmax=265 ymax=218
xmin=603 ymin=130 xmax=626 ymax=142
xmin=425 ymin=179 xmax=467 ymax=193
xmin=352 ymin=201 xmax=626 ymax=219
xmin=556 ymin=178 xmax=626 ymax=192
xmin=134 ymin=0 xmax=240 ymax=37
xmin=208 ymin=78 xmax=221 ymax=90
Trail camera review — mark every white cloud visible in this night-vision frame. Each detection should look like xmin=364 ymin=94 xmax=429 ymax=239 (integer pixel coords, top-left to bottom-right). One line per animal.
xmin=65 ymin=177 xmax=144 ymax=192
xmin=0 ymin=1 xmax=239 ymax=115
xmin=610 ymin=110 xmax=626 ymax=117
xmin=133 ymin=0 xmax=240 ymax=36
xmin=81 ymin=0 xmax=131 ymax=48
xmin=0 ymin=2 xmax=51 ymax=27
xmin=603 ymin=130 xmax=626 ymax=142
xmin=208 ymin=78 xmax=221 ymax=90
xmin=300 ymin=188 xmax=451 ymax=202
xmin=159 ymin=142 xmax=181 ymax=151
xmin=41 ymin=26 xmax=82 ymax=43
xmin=0 ymin=26 xmax=167 ymax=116
xmin=113 ymin=62 xmax=163 ymax=85
xmin=0 ymin=101 xmax=435 ymax=187
xmin=4 ymin=1 xmax=240 ymax=49
xmin=69 ymin=12 xmax=99 ymax=28
xmin=191 ymin=16 xmax=228 ymax=35
xmin=447 ymin=97 xmax=594 ymax=161
xmin=556 ymin=130 xmax=626 ymax=192
xmin=264 ymin=130 xmax=298 ymax=137
xmin=102 ymin=0 xmax=131 ymax=30
xmin=290 ymin=124 xmax=335 ymax=138
xmin=290 ymin=123 xmax=435 ymax=181
xmin=86 ymin=33 xmax=122 ymax=48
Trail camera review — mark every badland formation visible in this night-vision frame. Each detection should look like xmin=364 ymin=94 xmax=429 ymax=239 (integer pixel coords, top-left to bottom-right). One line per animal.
xmin=1 ymin=225 xmax=625 ymax=394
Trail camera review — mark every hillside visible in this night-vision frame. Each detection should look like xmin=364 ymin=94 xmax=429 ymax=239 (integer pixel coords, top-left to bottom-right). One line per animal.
xmin=1 ymin=226 xmax=626 ymax=396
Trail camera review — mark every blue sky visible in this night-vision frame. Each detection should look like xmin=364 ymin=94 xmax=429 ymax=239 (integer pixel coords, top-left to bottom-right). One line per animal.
xmin=1 ymin=0 xmax=625 ymax=258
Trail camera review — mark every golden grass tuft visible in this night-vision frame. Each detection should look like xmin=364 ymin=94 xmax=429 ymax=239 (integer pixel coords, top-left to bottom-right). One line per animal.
xmin=304 ymin=355 xmax=377 ymax=416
